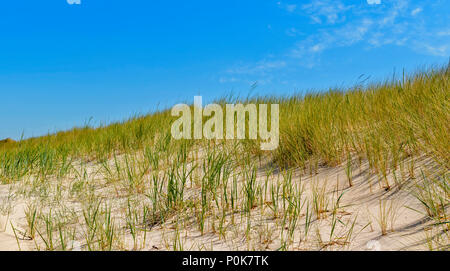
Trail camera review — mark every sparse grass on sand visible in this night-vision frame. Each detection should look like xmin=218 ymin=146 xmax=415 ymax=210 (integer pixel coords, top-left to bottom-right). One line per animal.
xmin=0 ymin=64 xmax=448 ymax=251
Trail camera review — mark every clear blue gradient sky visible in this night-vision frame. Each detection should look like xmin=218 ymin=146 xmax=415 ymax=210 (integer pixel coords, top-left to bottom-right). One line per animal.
xmin=1 ymin=0 xmax=449 ymax=140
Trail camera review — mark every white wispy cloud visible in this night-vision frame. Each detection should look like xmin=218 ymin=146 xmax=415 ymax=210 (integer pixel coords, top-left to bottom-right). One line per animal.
xmin=367 ymin=0 xmax=381 ymax=5
xmin=218 ymin=59 xmax=287 ymax=85
xmin=219 ymin=77 xmax=239 ymax=83
xmin=277 ymin=2 xmax=297 ymax=13
xmin=300 ymin=0 xmax=352 ymax=24
xmin=290 ymin=17 xmax=373 ymax=58
xmin=67 ymin=0 xmax=81 ymax=4
xmin=290 ymin=0 xmax=449 ymax=59
xmin=411 ymin=7 xmax=423 ymax=16
xmin=222 ymin=0 xmax=449 ymax=82
xmin=437 ymin=30 xmax=450 ymax=36
xmin=420 ymin=44 xmax=449 ymax=57
xmin=226 ymin=60 xmax=287 ymax=76
xmin=286 ymin=4 xmax=297 ymax=13
xmin=285 ymin=27 xmax=303 ymax=37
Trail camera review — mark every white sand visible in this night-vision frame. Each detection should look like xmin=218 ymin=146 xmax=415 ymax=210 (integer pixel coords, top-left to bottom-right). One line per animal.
xmin=0 ymin=153 xmax=446 ymax=251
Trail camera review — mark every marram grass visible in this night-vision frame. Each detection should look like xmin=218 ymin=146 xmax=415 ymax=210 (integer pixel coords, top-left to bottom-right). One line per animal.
xmin=0 ymin=64 xmax=449 ymax=183
xmin=0 ymin=64 xmax=449 ymax=251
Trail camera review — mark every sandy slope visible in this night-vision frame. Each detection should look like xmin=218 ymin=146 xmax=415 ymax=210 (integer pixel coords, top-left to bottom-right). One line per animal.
xmin=0 ymin=153 xmax=447 ymax=251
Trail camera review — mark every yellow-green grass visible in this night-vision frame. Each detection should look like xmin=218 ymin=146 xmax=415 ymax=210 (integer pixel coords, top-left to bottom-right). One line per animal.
xmin=0 ymin=64 xmax=449 ymax=184
xmin=1 ymin=64 xmax=449 ymax=251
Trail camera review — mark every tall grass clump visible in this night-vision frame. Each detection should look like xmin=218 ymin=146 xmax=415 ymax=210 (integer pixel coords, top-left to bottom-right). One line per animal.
xmin=274 ymin=65 xmax=449 ymax=174
xmin=0 ymin=64 xmax=448 ymax=185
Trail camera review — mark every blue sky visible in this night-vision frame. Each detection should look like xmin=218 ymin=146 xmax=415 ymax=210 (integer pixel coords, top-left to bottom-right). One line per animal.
xmin=1 ymin=0 xmax=449 ymax=140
